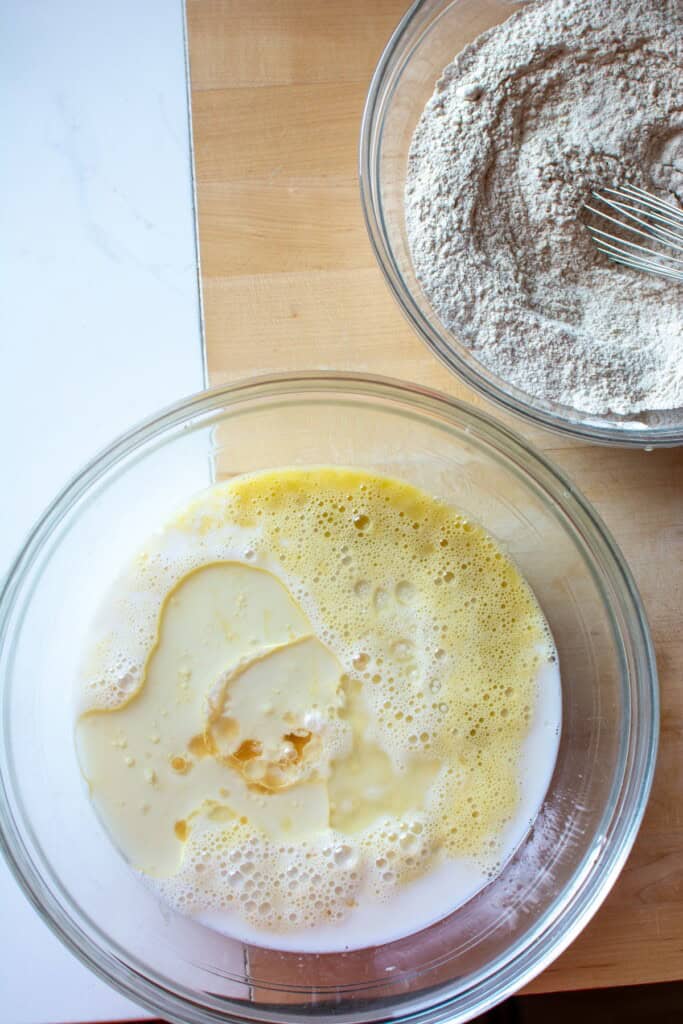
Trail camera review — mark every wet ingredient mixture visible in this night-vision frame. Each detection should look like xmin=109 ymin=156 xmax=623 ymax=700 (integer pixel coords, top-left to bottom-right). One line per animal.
xmin=76 ymin=467 xmax=560 ymax=950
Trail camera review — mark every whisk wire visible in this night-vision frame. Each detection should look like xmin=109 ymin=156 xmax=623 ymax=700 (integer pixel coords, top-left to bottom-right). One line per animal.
xmin=594 ymin=248 xmax=683 ymax=284
xmin=591 ymin=193 xmax=683 ymax=249
xmin=585 ymin=202 xmax=678 ymax=253
xmin=589 ymin=225 xmax=683 ymax=267
xmin=617 ymin=183 xmax=683 ymax=222
xmin=584 ymin=184 xmax=683 ymax=283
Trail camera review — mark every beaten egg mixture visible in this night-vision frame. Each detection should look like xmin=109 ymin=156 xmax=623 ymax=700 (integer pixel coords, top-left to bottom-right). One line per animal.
xmin=76 ymin=468 xmax=558 ymax=946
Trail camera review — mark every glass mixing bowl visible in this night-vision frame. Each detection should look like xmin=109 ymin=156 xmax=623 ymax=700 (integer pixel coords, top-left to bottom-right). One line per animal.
xmin=359 ymin=0 xmax=683 ymax=448
xmin=0 ymin=374 xmax=657 ymax=1023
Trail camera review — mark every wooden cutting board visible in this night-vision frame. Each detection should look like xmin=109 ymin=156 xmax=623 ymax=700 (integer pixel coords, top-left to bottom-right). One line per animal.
xmin=186 ymin=0 xmax=682 ymax=994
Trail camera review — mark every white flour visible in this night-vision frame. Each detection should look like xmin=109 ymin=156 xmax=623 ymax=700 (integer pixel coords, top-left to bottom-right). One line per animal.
xmin=405 ymin=0 xmax=683 ymax=418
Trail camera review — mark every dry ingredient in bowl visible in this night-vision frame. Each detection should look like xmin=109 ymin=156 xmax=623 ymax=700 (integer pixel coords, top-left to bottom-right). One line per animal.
xmin=405 ymin=0 xmax=683 ymax=418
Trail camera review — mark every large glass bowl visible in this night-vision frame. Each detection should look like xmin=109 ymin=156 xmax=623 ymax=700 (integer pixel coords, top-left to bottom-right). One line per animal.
xmin=359 ymin=0 xmax=683 ymax=448
xmin=0 ymin=373 xmax=657 ymax=1023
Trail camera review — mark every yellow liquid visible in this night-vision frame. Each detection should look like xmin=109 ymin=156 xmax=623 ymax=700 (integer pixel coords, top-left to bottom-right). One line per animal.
xmin=76 ymin=467 xmax=555 ymax=936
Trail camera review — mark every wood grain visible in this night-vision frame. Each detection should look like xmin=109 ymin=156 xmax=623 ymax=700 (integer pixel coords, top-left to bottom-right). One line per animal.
xmin=186 ymin=0 xmax=683 ymax=994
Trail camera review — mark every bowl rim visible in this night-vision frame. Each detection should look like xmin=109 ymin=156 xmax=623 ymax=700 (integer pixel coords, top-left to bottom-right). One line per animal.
xmin=358 ymin=0 xmax=683 ymax=449
xmin=0 ymin=372 xmax=659 ymax=1023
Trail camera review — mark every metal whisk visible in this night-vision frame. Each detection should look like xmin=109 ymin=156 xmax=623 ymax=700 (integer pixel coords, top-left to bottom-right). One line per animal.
xmin=584 ymin=183 xmax=683 ymax=283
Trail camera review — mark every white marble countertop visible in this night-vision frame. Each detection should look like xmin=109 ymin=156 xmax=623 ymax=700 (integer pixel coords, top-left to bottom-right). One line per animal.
xmin=0 ymin=1 xmax=204 ymax=1020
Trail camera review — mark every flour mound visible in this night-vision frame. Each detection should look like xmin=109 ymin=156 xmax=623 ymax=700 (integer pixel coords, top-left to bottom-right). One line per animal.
xmin=406 ymin=0 xmax=683 ymax=418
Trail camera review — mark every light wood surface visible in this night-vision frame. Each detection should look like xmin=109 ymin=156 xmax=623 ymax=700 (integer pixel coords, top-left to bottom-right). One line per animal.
xmin=186 ymin=0 xmax=683 ymax=995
